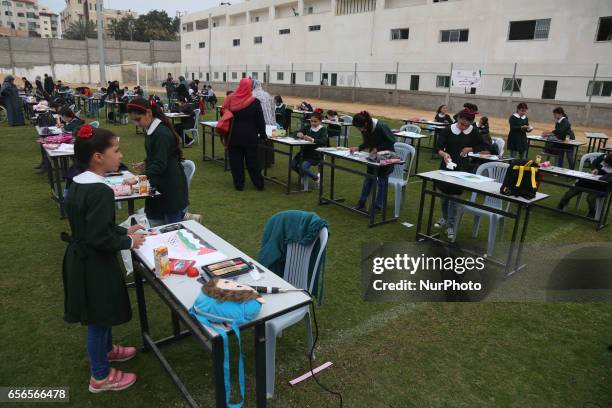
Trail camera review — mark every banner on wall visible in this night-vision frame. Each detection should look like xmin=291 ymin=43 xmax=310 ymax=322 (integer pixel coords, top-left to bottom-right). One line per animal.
xmin=451 ymin=69 xmax=482 ymax=88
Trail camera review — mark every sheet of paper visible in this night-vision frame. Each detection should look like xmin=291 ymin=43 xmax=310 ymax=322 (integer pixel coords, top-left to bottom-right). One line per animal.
xmin=137 ymin=229 xmax=227 ymax=268
xmin=439 ymin=171 xmax=494 ymax=183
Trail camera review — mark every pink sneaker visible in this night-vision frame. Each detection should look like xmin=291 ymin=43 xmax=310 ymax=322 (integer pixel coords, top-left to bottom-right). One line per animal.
xmin=88 ymin=368 xmax=136 ymax=393
xmin=107 ymin=345 xmax=137 ymax=362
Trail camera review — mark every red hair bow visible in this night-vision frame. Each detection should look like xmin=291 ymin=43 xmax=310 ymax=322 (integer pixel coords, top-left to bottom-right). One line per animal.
xmin=77 ymin=124 xmax=94 ymax=139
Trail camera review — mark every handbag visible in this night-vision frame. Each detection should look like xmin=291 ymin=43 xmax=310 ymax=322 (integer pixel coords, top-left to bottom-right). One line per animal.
xmin=500 ymin=159 xmax=542 ymax=199
xmin=216 ymin=107 xmax=234 ymax=146
xmin=189 ymin=290 xmax=262 ymax=408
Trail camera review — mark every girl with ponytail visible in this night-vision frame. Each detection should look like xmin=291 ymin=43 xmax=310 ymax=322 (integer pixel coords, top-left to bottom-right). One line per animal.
xmin=350 ymin=110 xmax=397 ymax=211
xmin=126 ymin=97 xmax=188 ymax=225
xmin=543 ymin=106 xmax=576 ymax=168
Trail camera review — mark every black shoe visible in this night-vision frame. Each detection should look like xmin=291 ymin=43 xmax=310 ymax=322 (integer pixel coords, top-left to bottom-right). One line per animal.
xmin=234 ymin=185 xmax=244 ymax=191
xmin=36 ymin=167 xmax=48 ymax=174
xmin=557 ymin=200 xmax=568 ymax=210
xmin=587 ymin=211 xmax=596 ymax=219
xmin=34 ymin=163 xmax=42 ymax=169
xmin=608 ymin=344 xmax=612 ymax=352
xmin=353 ymin=202 xmax=366 ymax=211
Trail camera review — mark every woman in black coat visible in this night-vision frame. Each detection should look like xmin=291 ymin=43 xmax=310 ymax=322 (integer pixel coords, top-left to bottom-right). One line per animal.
xmin=223 ymin=78 xmax=267 ymax=191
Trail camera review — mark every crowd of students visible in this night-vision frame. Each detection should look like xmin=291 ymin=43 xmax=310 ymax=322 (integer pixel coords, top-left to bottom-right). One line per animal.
xmin=6 ymin=74 xmax=611 ymax=394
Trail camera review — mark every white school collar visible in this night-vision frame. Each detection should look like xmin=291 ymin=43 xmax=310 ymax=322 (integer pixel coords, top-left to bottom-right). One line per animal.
xmin=513 ymin=113 xmax=527 ymax=120
xmin=147 ymin=118 xmax=162 ymax=135
xmin=557 ymin=116 xmax=566 ymax=123
xmin=310 ymin=124 xmax=323 ymax=132
xmin=437 ymin=113 xmax=447 ymax=118
xmin=372 ymin=118 xmax=379 ymax=128
xmin=450 ymin=123 xmax=473 ymax=135
xmin=73 ymin=171 xmax=107 ymax=185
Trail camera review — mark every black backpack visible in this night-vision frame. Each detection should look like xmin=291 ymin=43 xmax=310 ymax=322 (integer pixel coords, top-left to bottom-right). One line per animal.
xmin=500 ymin=159 xmax=542 ymax=200
xmin=36 ymin=111 xmax=56 ymax=127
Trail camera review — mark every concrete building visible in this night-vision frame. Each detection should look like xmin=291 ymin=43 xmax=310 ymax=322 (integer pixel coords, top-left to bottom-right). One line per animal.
xmin=38 ymin=6 xmax=59 ymax=38
xmin=179 ymin=0 xmax=612 ymax=104
xmin=60 ymin=0 xmax=137 ymax=37
xmin=0 ymin=0 xmax=41 ymax=37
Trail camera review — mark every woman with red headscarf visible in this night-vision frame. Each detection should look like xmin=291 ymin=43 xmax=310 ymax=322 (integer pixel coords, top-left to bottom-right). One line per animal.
xmin=223 ymin=78 xmax=267 ymax=191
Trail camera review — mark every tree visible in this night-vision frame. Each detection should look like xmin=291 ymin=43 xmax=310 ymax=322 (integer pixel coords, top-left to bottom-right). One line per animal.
xmin=108 ymin=15 xmax=137 ymax=41
xmin=63 ymin=20 xmax=97 ymax=40
xmin=132 ymin=10 xmax=179 ymax=42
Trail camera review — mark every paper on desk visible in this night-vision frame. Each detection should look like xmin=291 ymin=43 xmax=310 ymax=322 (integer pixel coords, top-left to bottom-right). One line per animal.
xmin=55 ymin=143 xmax=74 ymax=153
xmin=439 ymin=171 xmax=494 ymax=183
xmin=137 ymin=230 xmax=227 ymax=268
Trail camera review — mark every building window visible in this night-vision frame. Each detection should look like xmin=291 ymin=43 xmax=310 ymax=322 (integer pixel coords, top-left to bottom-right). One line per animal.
xmin=541 ymin=80 xmax=558 ymax=99
xmin=410 ymin=75 xmax=419 ymax=91
xmin=198 ymin=42 xmax=205 ymax=48
xmin=195 ymin=19 xmax=208 ymax=30
xmin=587 ymin=81 xmax=612 ymax=97
xmin=436 ymin=75 xmax=450 ymax=88
xmin=306 ymin=6 xmax=313 ymax=14
xmin=336 ymin=0 xmax=376 ymax=16
xmin=384 ymin=74 xmax=397 ymax=85
xmin=502 ymin=78 xmax=522 ymax=93
xmin=214 ymin=72 xmax=219 ymax=79
xmin=390 ymin=28 xmax=409 ymax=40
xmin=252 ymin=72 xmax=258 ymax=80
xmin=17 ymin=12 xmax=25 ymax=17
xmin=279 ymin=28 xmax=290 ymax=35
xmin=277 ymin=72 xmax=284 ymax=81
xmin=233 ymin=38 xmax=240 ymax=46
xmin=433 ymin=0 xmax=448 ymax=2
xmin=254 ymin=36 xmax=262 ymax=44
xmin=308 ymin=25 xmax=321 ymax=31
xmin=185 ymin=43 xmax=191 ymax=50
xmin=1 ymin=1 xmax=11 ymax=6
xmin=5 ymin=11 xmax=12 ymax=16
xmin=252 ymin=16 xmax=260 ymax=22
xmin=440 ymin=29 xmax=469 ymax=42
xmin=508 ymin=19 xmax=551 ymax=41
xmin=305 ymin=72 xmax=314 ymax=82
xmin=182 ymin=22 xmax=194 ymax=32
xmin=232 ymin=72 xmax=238 ymax=80
xmin=15 ymin=1 xmax=22 ymax=6
xmin=596 ymin=16 xmax=612 ymax=41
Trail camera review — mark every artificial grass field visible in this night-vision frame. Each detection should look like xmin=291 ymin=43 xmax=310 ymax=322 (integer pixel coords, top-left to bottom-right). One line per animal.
xmin=0 ymin=105 xmax=611 ymax=408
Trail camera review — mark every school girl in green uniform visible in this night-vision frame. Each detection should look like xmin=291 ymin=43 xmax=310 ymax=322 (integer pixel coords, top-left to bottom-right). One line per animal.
xmin=126 ymin=97 xmax=188 ymax=226
xmin=62 ymin=124 xmax=146 ymax=393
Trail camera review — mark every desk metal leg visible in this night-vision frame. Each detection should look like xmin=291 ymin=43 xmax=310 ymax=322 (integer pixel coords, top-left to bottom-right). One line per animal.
xmin=128 ymin=200 xmax=135 ymax=216
xmin=504 ymin=204 xmax=522 ymax=277
xmin=330 ymin=156 xmax=336 ymax=201
xmin=286 ymin=145 xmax=294 ymax=194
xmin=572 ymin=146 xmax=579 ymax=170
xmin=254 ymin=323 xmax=267 ymax=408
xmin=318 ymin=160 xmax=325 ymax=204
xmin=213 ymin=337 xmax=227 ymax=408
xmin=171 ymin=311 xmax=181 ymax=337
xmin=414 ymin=138 xmax=422 ymax=175
xmin=133 ymin=267 xmax=150 ymax=351
xmin=426 ymin=184 xmax=436 ymax=237
xmin=513 ymin=205 xmax=531 ymax=272
xmin=201 ymin=125 xmax=206 ymax=161
xmin=597 ymin=189 xmax=612 ymax=230
xmin=369 ymin=172 xmax=378 ymax=227
xmin=416 ymin=179 xmax=427 ymax=238
xmin=51 ymin=157 xmax=65 ymax=218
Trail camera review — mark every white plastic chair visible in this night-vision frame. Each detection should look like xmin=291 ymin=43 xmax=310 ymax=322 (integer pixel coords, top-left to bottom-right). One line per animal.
xmin=400 ymin=124 xmax=421 ymax=134
xmin=265 ymin=226 xmax=329 ymax=399
xmin=388 ymin=143 xmax=416 ymax=218
xmin=89 ymin=120 xmax=99 ymax=128
xmin=182 ymin=159 xmax=196 ymax=214
xmin=182 ymin=109 xmax=201 ymax=145
xmin=75 ymin=110 xmax=81 ymax=119
xmin=454 ymin=162 xmax=510 ymax=255
xmin=574 ymin=152 xmax=605 ymax=210
xmin=338 ymin=115 xmax=352 ymax=147
xmin=493 ymin=137 xmax=505 ymax=157
xmin=399 ymin=124 xmax=421 ymax=146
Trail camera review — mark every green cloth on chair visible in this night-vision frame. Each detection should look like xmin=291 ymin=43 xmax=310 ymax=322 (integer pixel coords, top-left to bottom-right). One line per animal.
xmin=257 ymin=210 xmax=328 ymax=304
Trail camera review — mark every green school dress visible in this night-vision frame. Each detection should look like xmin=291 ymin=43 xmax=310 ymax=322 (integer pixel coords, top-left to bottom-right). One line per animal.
xmin=507 ymin=113 xmax=529 ymax=153
xmin=63 ymin=117 xmax=83 ymax=133
xmin=298 ymin=125 xmax=329 ymax=165
xmin=144 ymin=119 xmax=188 ymax=216
xmin=62 ymin=172 xmax=132 ymax=326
